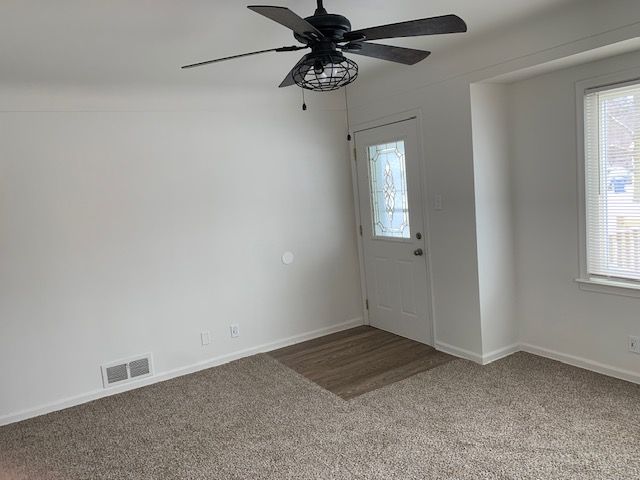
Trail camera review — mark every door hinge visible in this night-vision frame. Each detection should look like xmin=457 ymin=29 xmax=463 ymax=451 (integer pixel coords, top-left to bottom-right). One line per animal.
xmin=365 ymin=299 xmax=369 ymax=310
xmin=359 ymin=225 xmax=363 ymax=236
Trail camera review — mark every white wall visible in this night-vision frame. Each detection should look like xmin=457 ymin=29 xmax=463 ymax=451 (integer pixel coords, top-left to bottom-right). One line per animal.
xmin=470 ymin=84 xmax=517 ymax=358
xmin=0 ymin=86 xmax=363 ymax=423
xmin=349 ymin=0 xmax=640 ymax=362
xmin=510 ymin=50 xmax=640 ymax=376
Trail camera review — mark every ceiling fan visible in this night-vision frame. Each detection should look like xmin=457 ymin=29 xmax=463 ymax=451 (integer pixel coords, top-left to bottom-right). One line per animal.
xmin=182 ymin=1 xmax=467 ymax=92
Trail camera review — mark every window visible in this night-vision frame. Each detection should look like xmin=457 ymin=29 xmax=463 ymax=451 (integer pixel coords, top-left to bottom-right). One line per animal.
xmin=367 ymin=140 xmax=411 ymax=239
xmin=584 ymin=81 xmax=640 ymax=284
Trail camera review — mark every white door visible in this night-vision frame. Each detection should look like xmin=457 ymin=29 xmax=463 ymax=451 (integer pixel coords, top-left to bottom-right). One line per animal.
xmin=355 ymin=118 xmax=432 ymax=344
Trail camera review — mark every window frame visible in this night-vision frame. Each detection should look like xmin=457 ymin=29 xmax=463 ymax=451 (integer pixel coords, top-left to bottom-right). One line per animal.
xmin=576 ymin=69 xmax=640 ymax=297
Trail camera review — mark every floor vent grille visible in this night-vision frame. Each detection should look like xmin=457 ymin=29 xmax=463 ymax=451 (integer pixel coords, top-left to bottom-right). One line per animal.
xmin=101 ymin=354 xmax=153 ymax=388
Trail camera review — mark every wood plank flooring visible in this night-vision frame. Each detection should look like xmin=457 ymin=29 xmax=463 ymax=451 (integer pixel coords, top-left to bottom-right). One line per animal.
xmin=268 ymin=326 xmax=455 ymax=400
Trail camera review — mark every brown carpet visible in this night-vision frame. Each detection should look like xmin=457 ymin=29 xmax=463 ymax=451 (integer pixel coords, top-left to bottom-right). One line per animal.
xmin=1 ymin=352 xmax=639 ymax=479
xmin=269 ymin=326 xmax=455 ymax=399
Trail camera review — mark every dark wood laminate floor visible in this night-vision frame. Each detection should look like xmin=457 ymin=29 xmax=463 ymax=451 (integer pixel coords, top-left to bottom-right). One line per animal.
xmin=268 ymin=326 xmax=455 ymax=400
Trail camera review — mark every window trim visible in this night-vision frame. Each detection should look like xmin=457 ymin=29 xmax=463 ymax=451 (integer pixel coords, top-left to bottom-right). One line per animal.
xmin=575 ymin=67 xmax=640 ymax=296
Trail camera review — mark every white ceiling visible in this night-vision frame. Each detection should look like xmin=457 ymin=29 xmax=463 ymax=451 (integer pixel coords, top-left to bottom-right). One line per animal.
xmin=0 ymin=0 xmax=580 ymax=89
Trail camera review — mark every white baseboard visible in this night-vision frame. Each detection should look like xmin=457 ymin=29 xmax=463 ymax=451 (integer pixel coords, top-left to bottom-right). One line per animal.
xmin=435 ymin=341 xmax=483 ymax=364
xmin=520 ymin=343 xmax=640 ymax=386
xmin=435 ymin=341 xmax=519 ymax=365
xmin=0 ymin=317 xmax=364 ymax=427
xmin=436 ymin=340 xmax=640 ymax=385
xmin=481 ymin=343 xmax=520 ymax=365
xmin=6 ymin=323 xmax=637 ymax=427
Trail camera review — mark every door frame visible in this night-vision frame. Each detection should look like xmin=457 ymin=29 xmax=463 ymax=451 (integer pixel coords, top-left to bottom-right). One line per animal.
xmin=349 ymin=108 xmax=437 ymax=346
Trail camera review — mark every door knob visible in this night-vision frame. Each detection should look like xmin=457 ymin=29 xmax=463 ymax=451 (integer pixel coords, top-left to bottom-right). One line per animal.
xmin=414 ymin=248 xmax=424 ymax=256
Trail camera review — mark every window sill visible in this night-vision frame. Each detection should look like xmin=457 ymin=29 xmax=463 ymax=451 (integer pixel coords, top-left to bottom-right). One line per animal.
xmin=575 ymin=277 xmax=640 ymax=298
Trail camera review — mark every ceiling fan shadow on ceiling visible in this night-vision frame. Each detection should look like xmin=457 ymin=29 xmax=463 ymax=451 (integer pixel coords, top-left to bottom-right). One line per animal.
xmin=181 ymin=0 xmax=467 ymax=92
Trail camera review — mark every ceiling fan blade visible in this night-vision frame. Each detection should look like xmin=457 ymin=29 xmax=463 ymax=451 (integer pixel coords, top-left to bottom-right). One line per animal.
xmin=279 ymin=54 xmax=311 ymax=88
xmin=343 ymin=42 xmax=430 ymax=65
xmin=344 ymin=14 xmax=467 ymax=42
xmin=181 ymin=45 xmax=306 ymax=69
xmin=248 ymin=6 xmax=324 ymax=41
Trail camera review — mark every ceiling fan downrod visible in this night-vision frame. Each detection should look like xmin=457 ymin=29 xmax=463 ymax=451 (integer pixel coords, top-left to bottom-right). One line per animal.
xmin=315 ymin=0 xmax=327 ymax=15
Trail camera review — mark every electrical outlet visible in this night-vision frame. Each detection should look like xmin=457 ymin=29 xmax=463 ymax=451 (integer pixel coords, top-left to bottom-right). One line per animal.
xmin=230 ymin=324 xmax=240 ymax=338
xmin=629 ymin=336 xmax=640 ymax=354
xmin=201 ymin=331 xmax=211 ymax=346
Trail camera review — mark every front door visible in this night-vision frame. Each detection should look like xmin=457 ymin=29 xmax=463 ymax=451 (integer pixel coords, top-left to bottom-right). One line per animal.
xmin=355 ymin=118 xmax=432 ymax=344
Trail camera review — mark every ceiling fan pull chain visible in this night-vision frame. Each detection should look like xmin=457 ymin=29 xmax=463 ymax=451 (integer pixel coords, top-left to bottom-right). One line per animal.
xmin=302 ymin=88 xmax=308 ymax=111
xmin=344 ymin=86 xmax=352 ymax=141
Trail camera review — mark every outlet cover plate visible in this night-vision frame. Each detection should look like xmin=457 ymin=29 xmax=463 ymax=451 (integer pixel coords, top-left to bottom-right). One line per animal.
xmin=434 ymin=194 xmax=443 ymax=211
xmin=629 ymin=336 xmax=640 ymax=354
xmin=230 ymin=324 xmax=240 ymax=338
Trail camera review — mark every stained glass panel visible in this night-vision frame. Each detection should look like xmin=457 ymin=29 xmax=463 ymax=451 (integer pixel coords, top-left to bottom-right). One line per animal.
xmin=368 ymin=140 xmax=411 ymax=239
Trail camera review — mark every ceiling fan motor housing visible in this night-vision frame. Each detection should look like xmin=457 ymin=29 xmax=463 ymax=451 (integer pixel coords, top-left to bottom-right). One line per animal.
xmin=293 ymin=13 xmax=352 ymax=44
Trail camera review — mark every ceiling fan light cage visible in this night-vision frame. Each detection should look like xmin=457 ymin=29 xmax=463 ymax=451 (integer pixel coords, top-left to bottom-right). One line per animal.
xmin=292 ymin=53 xmax=358 ymax=92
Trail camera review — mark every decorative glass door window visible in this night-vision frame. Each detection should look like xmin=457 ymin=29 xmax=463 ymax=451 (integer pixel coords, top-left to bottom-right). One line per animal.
xmin=367 ymin=140 xmax=411 ymax=239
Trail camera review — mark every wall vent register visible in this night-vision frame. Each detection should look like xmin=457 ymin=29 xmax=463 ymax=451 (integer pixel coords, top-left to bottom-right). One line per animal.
xmin=101 ymin=354 xmax=153 ymax=388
